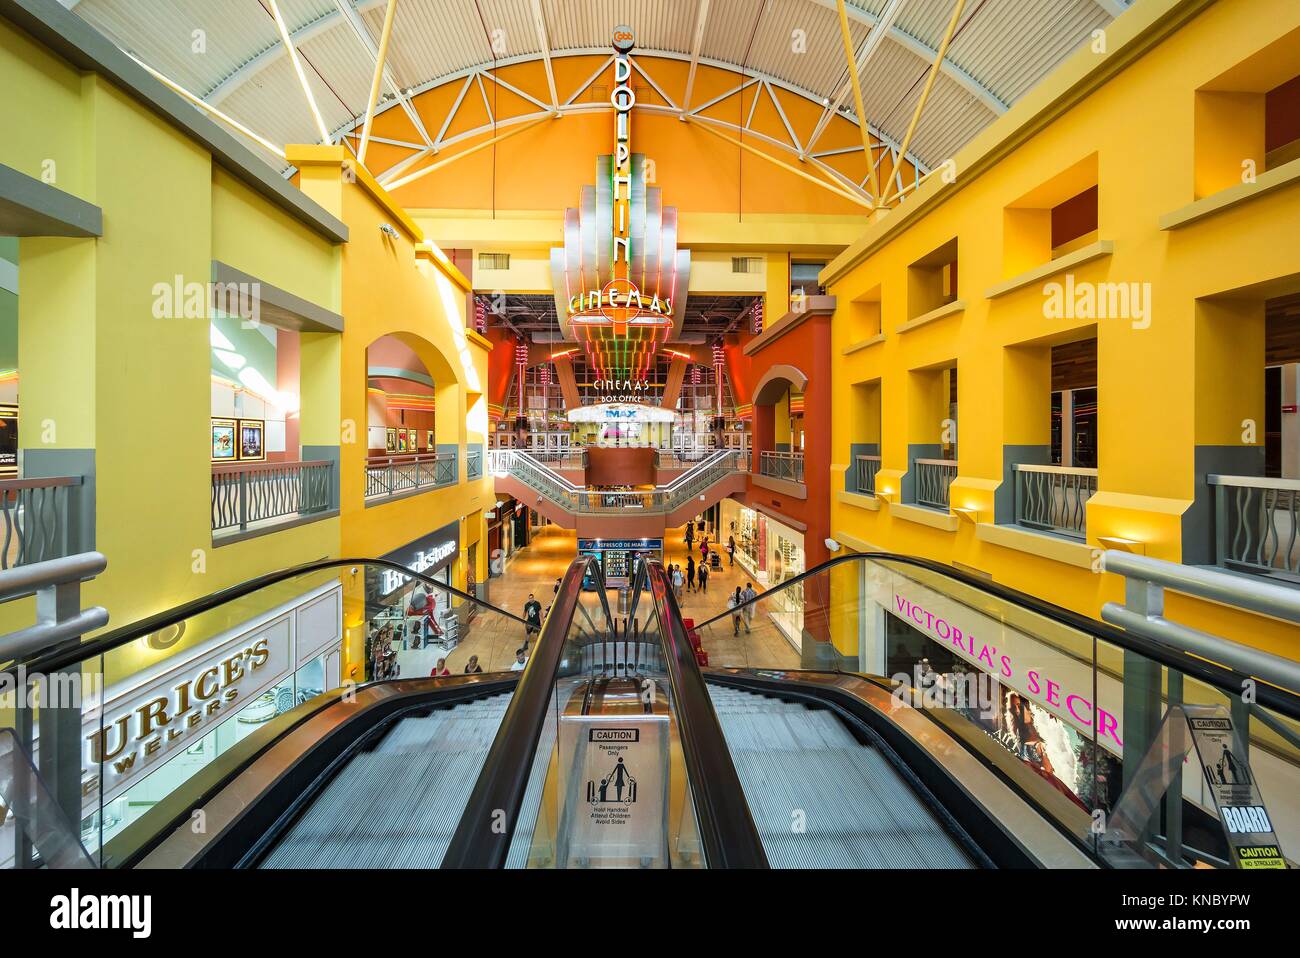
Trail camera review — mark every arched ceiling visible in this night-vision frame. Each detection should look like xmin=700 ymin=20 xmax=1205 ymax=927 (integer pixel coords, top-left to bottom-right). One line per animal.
xmin=64 ymin=0 xmax=1125 ymax=201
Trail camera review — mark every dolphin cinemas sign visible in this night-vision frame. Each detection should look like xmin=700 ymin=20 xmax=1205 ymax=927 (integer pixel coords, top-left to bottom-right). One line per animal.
xmin=550 ymin=27 xmax=690 ymax=380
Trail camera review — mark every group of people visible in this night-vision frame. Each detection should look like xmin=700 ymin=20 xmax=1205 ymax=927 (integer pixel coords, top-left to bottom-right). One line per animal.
xmin=684 ymin=521 xmax=738 ymax=568
xmin=669 ymin=553 xmax=710 ymax=596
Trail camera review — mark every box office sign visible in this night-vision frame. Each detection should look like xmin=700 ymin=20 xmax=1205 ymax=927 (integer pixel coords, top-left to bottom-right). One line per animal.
xmin=79 ymin=583 xmax=342 ymax=810
xmin=557 ymin=715 xmax=669 ymax=868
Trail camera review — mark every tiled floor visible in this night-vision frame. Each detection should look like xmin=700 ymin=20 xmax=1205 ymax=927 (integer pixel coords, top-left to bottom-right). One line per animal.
xmin=445 ymin=522 xmax=802 ymax=672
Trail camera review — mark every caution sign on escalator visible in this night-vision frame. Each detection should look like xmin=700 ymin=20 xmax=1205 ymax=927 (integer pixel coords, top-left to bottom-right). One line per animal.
xmin=557 ymin=717 xmax=669 ymax=867
xmin=1187 ymin=715 xmax=1288 ymax=869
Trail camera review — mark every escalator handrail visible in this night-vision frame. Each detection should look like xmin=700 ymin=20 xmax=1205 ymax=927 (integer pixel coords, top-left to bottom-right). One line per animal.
xmin=1 ymin=556 xmax=528 ymax=682
xmin=641 ymin=559 xmax=769 ymax=868
xmin=441 ymin=554 xmax=611 ymax=868
xmin=692 ymin=551 xmax=1300 ymax=719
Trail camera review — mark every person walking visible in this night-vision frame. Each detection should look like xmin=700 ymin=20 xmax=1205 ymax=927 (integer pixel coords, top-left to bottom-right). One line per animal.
xmin=672 ymin=564 xmax=684 ymax=599
xmin=727 ymin=587 xmax=744 ymax=636
xmin=699 ymin=536 xmax=709 ymax=565
xmin=727 ymin=534 xmax=736 ymax=567
xmin=686 ymin=554 xmax=696 ymax=592
xmin=684 ymin=522 xmax=694 ymax=552
xmin=697 ymin=561 xmax=709 ymax=593
xmin=523 ymin=593 xmax=543 ymax=645
xmin=463 ymin=654 xmax=483 ymax=674
xmin=741 ymin=581 xmax=758 ymax=634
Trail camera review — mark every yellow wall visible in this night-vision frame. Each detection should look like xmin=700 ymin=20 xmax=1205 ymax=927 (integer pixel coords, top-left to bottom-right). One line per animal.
xmin=827 ymin=0 xmax=1300 ymax=657
xmin=0 ymin=29 xmax=349 ymax=686
xmin=289 ymin=148 xmax=494 ymax=681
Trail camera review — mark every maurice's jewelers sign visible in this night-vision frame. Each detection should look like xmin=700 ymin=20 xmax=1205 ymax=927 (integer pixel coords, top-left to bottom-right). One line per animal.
xmin=78 ymin=584 xmax=341 ymax=810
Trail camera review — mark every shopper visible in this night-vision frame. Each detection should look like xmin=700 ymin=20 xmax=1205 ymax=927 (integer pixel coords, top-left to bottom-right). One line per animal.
xmin=463 ymin=654 xmax=483 ymax=674
xmin=697 ymin=561 xmax=709 ymax=593
xmin=672 ymin=564 xmax=684 ymax=599
xmin=727 ymin=587 xmax=744 ymax=636
xmin=684 ymin=522 xmax=694 ymax=550
xmin=553 ymin=577 xmax=561 ymax=597
xmin=741 ymin=582 xmax=758 ymax=634
xmin=430 ymin=657 xmax=450 ymax=677
xmin=727 ymin=534 xmax=736 ymax=567
xmin=700 ymin=536 xmax=709 ymax=564
xmin=523 ymin=593 xmax=543 ymax=643
xmin=511 ymin=647 xmax=528 ymax=671
xmin=686 ymin=554 xmax=696 ymax=592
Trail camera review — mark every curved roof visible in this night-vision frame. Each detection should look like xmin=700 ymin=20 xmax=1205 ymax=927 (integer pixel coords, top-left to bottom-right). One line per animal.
xmin=66 ymin=0 xmax=1125 ymax=189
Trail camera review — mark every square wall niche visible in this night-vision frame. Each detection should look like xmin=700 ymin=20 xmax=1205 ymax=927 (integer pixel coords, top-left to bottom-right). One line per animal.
xmin=1002 ymin=153 xmax=1098 ymax=278
xmin=906 ymin=239 xmax=958 ymax=320
xmin=849 ymin=284 xmax=882 ymax=339
xmin=1194 ymin=26 xmax=1300 ymax=199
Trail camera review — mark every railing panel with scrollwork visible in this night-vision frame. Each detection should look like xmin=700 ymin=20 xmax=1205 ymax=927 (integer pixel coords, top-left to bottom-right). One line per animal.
xmin=913 ymin=459 xmax=958 ymax=511
xmin=0 ymin=476 xmax=83 ymax=570
xmin=466 ymin=448 xmax=483 ymax=480
xmin=1012 ymin=464 xmax=1097 ymax=539
xmin=212 ymin=460 xmax=333 ymax=535
xmin=854 ymin=455 xmax=881 ymax=496
xmin=1210 ymin=475 xmax=1300 ymax=580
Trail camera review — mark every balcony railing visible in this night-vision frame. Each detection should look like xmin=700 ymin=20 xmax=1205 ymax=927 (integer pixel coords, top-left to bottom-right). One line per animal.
xmin=365 ymin=451 xmax=457 ymax=502
xmin=488 ymin=448 xmax=742 ymax=514
xmin=1209 ymin=475 xmax=1300 ymax=580
xmin=212 ymin=460 xmax=333 ymax=536
xmin=758 ymin=450 xmax=804 ymax=483
xmin=914 ymin=458 xmax=958 ymax=510
xmin=0 ymin=476 xmax=84 ymax=570
xmin=1012 ymin=464 xmax=1098 ymax=540
xmin=854 ymin=455 xmax=882 ymax=496
xmin=466 ymin=447 xmax=483 ymax=480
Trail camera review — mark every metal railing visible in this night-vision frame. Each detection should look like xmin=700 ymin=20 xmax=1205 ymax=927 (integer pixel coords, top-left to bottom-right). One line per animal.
xmin=0 ymin=477 xmax=83 ymax=571
xmin=1209 ymin=475 xmax=1300 ymax=580
xmin=0 ymin=551 xmax=109 ymax=867
xmin=1100 ymin=550 xmax=1300 ymax=696
xmin=758 ymin=450 xmax=804 ymax=483
xmin=488 ymin=448 xmax=742 ymax=515
xmin=1012 ymin=464 xmax=1098 ymax=540
xmin=854 ymin=455 xmax=881 ymax=496
xmin=913 ymin=458 xmax=958 ymax=510
xmin=466 ymin=447 xmax=483 ymax=480
xmin=211 ymin=460 xmax=333 ymax=535
xmin=365 ymin=451 xmax=457 ymax=501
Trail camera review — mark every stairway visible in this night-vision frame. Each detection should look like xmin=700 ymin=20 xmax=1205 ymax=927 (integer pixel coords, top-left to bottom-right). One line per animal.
xmin=260 ymin=693 xmax=511 ymax=868
xmin=707 ymin=685 xmax=975 ymax=868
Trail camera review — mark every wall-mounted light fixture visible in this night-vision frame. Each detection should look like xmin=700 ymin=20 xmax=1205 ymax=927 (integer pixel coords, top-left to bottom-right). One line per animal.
xmin=1098 ymin=535 xmax=1146 ymax=555
xmin=379 ymin=223 xmax=399 ymax=238
xmin=954 ymin=506 xmax=982 ymax=525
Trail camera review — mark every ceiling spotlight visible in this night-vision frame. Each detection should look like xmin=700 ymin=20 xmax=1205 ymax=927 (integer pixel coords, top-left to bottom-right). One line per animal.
xmin=821 ymin=97 xmax=830 ymax=106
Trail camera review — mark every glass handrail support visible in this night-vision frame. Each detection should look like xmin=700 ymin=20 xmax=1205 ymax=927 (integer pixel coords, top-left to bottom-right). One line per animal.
xmin=446 ymin=555 xmax=766 ymax=868
xmin=686 ymin=551 xmax=1300 ymax=868
xmin=0 ymin=558 xmax=533 ymax=867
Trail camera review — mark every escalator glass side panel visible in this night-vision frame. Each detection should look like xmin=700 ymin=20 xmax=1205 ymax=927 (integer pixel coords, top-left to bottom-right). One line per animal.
xmin=0 ymin=558 xmax=530 ymax=870
xmin=510 ymin=563 xmax=705 ymax=868
xmin=691 ymin=554 xmax=1300 ymax=869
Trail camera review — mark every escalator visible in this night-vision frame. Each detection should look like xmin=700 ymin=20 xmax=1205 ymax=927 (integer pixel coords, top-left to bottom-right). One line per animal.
xmin=706 ymin=685 xmax=978 ymax=868
xmin=3 ymin=549 xmax=1296 ymax=871
xmin=259 ymin=691 xmax=513 ymax=868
